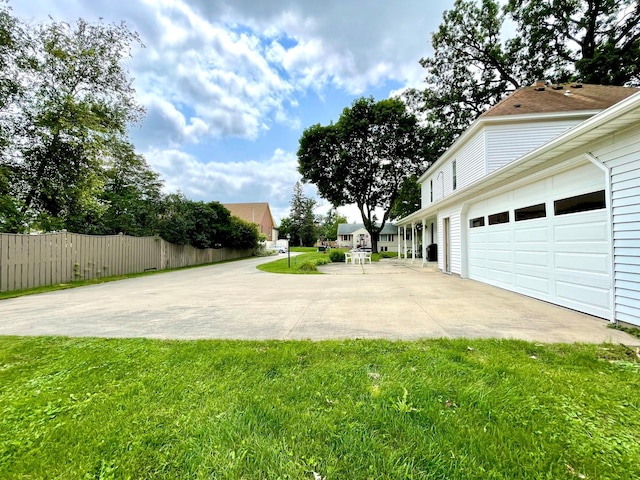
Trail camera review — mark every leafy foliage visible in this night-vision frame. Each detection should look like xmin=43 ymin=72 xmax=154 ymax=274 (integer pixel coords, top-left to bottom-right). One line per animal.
xmin=407 ymin=0 xmax=640 ymax=159
xmin=298 ymin=97 xmax=428 ymax=252
xmin=506 ymin=0 xmax=640 ymax=86
xmin=318 ymin=208 xmax=347 ymax=242
xmin=282 ymin=182 xmax=318 ymax=247
xmin=0 ymin=5 xmax=149 ymax=232
xmin=389 ymin=175 xmax=421 ymax=221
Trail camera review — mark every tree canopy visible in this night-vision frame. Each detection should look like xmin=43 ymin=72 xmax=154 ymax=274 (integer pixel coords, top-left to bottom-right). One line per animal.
xmin=407 ymin=0 xmax=640 ymax=151
xmin=298 ymin=97 xmax=428 ymax=253
xmin=0 ymin=5 xmax=259 ymax=252
xmin=0 ymin=5 xmax=147 ymax=232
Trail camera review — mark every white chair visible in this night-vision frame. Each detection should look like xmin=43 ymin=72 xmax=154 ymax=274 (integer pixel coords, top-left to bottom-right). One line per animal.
xmin=363 ymin=252 xmax=372 ymax=264
xmin=344 ymin=252 xmax=352 ymax=264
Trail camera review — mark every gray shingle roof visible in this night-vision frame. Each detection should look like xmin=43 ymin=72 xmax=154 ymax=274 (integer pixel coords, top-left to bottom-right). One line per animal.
xmin=337 ymin=223 xmax=397 ymax=235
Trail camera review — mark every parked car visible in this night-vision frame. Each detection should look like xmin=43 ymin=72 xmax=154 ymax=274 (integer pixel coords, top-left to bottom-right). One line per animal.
xmin=268 ymin=245 xmax=287 ymax=254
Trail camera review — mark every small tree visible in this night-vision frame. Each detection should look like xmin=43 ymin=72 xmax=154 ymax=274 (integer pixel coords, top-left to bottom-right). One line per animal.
xmin=288 ymin=181 xmax=318 ymax=246
xmin=318 ymin=208 xmax=347 ymax=243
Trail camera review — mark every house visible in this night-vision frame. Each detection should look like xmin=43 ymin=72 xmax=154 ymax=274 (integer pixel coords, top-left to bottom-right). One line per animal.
xmin=396 ymin=83 xmax=640 ymax=327
xmin=222 ymin=202 xmax=278 ymax=241
xmin=337 ymin=223 xmax=398 ymax=252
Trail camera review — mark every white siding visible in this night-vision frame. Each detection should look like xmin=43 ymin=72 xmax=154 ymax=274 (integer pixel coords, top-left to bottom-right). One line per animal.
xmin=456 ymin=130 xmax=486 ymax=189
xmin=438 ymin=207 xmax=462 ymax=274
xmin=485 ymin=120 xmax=580 ymax=173
xmin=420 ymin=131 xmax=486 ymax=207
xmin=593 ymin=127 xmax=640 ymax=326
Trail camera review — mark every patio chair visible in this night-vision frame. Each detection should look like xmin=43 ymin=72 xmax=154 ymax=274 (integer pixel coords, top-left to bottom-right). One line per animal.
xmin=363 ymin=252 xmax=372 ymax=264
xmin=344 ymin=252 xmax=352 ymax=264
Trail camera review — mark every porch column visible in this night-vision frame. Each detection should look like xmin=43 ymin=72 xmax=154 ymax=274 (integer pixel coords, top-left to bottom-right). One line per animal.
xmin=397 ymin=227 xmax=401 ymax=259
xmin=403 ymin=226 xmax=408 ymax=261
xmin=411 ymin=223 xmax=416 ymax=263
xmin=421 ymin=218 xmax=426 ymax=267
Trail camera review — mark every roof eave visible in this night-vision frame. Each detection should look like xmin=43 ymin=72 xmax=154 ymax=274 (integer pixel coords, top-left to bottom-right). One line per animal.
xmin=416 ymin=110 xmax=598 ymax=184
xmin=404 ymin=91 xmax=640 ymax=224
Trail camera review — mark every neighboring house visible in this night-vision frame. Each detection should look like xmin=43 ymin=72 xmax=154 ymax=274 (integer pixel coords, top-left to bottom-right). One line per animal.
xmin=223 ymin=202 xmax=278 ymax=241
xmin=337 ymin=223 xmax=398 ymax=252
xmin=397 ymin=83 xmax=640 ymax=327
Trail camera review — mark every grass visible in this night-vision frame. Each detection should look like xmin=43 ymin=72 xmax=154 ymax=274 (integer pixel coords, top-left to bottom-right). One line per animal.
xmin=608 ymin=323 xmax=640 ymax=340
xmin=257 ymin=248 xmax=332 ymax=274
xmin=257 ymin=247 xmax=388 ymax=274
xmin=1 ymin=337 xmax=639 ymax=479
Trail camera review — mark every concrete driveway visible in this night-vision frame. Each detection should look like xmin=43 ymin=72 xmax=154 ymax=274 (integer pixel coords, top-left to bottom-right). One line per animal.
xmin=0 ymin=255 xmax=636 ymax=344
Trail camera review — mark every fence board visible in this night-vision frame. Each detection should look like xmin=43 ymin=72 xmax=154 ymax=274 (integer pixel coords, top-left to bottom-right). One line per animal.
xmin=0 ymin=233 xmax=252 ymax=292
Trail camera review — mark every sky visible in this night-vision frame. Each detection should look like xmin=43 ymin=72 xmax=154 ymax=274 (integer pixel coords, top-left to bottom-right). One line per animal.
xmin=12 ymin=0 xmax=455 ymax=225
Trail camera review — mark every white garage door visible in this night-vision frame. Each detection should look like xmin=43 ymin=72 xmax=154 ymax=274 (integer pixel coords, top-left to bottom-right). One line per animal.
xmin=467 ymin=164 xmax=612 ymax=319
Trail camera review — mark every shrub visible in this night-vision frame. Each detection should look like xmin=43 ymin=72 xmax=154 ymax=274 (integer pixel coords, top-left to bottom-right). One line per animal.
xmin=298 ymin=261 xmax=318 ymax=271
xmin=329 ymin=250 xmax=345 ymax=263
xmin=315 ymin=256 xmax=331 ymax=266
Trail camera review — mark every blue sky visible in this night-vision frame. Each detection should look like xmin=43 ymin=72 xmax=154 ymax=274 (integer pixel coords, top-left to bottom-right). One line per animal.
xmin=12 ymin=0 xmax=455 ymax=224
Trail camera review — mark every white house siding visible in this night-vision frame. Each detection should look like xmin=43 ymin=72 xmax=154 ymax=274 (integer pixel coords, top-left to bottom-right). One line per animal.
xmin=456 ymin=130 xmax=486 ymax=190
xmin=485 ymin=120 xmax=580 ymax=173
xmin=592 ymin=127 xmax=640 ymax=326
xmin=421 ymin=131 xmax=486 ymax=207
xmin=438 ymin=207 xmax=462 ymax=274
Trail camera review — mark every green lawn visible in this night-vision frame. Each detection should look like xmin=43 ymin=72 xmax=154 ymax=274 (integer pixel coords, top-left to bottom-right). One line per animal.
xmin=257 ymin=250 xmax=331 ymax=274
xmin=257 ymin=247 xmax=388 ymax=274
xmin=1 ymin=337 xmax=639 ymax=479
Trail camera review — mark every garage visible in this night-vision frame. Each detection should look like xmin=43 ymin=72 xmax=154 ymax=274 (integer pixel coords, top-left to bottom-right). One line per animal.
xmin=466 ymin=162 xmax=613 ymax=319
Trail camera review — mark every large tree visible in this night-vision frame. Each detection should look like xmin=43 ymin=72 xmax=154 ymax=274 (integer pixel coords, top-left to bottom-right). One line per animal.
xmin=298 ymin=97 xmax=428 ymax=253
xmin=389 ymin=175 xmax=421 ymax=221
xmin=506 ymin=0 xmax=640 ymax=86
xmin=407 ymin=0 xmax=640 ymax=157
xmin=0 ymin=10 xmax=146 ymax=231
xmin=94 ymin=142 xmax=163 ymax=236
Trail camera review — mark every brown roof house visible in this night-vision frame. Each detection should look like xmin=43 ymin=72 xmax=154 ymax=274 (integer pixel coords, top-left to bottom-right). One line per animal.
xmin=223 ymin=202 xmax=278 ymax=241
xmin=396 ymin=82 xmax=640 ymax=327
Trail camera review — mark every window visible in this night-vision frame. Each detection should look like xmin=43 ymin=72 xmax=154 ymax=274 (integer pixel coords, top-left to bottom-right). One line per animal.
xmin=469 ymin=216 xmax=485 ymax=228
xmin=488 ymin=211 xmax=510 ymax=225
xmin=554 ymin=190 xmax=606 ymax=216
xmin=430 ymin=179 xmax=433 ymax=202
xmin=515 ymin=203 xmax=546 ymax=221
xmin=452 ymin=160 xmax=457 ymax=190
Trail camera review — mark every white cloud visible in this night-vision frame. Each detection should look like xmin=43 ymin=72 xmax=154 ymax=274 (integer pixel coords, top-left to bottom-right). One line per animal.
xmin=10 ymin=0 xmax=455 ymax=223
xmin=145 ymin=147 xmax=301 ymax=221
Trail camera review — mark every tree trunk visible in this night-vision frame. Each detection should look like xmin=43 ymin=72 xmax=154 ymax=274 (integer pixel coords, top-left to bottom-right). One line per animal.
xmin=371 ymin=231 xmax=379 ymax=254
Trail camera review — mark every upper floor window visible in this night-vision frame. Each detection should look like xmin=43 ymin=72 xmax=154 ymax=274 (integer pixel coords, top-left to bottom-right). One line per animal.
xmin=430 ymin=179 xmax=433 ymax=202
xmin=452 ymin=160 xmax=457 ymax=191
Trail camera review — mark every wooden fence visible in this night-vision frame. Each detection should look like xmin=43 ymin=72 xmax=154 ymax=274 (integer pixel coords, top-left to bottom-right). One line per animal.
xmin=0 ymin=232 xmax=253 ymax=292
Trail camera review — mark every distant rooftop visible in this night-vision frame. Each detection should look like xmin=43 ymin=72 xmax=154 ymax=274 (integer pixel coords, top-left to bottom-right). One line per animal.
xmin=481 ymin=83 xmax=639 ymax=118
xmin=222 ymin=202 xmax=274 ymax=225
xmin=337 ymin=223 xmax=397 ymax=235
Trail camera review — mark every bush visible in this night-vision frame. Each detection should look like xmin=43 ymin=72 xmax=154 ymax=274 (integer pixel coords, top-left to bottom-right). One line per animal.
xmin=329 ymin=250 xmax=345 ymax=263
xmin=298 ymin=261 xmax=318 ymax=271
xmin=315 ymin=256 xmax=331 ymax=266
